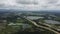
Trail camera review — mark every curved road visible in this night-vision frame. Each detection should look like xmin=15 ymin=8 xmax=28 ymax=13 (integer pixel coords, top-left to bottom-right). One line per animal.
xmin=24 ymin=17 xmax=60 ymax=34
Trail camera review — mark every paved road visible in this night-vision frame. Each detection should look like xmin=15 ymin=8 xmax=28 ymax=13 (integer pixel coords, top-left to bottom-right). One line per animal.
xmin=24 ymin=17 xmax=60 ymax=34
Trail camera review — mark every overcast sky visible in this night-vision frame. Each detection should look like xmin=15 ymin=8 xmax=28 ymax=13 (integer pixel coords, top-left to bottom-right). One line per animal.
xmin=0 ymin=0 xmax=60 ymax=11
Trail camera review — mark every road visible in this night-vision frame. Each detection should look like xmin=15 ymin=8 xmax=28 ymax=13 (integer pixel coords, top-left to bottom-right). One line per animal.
xmin=24 ymin=17 xmax=60 ymax=34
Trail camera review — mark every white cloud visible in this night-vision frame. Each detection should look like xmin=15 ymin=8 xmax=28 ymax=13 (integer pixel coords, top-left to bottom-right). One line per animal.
xmin=0 ymin=0 xmax=60 ymax=11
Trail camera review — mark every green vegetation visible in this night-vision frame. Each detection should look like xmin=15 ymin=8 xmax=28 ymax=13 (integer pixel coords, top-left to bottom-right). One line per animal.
xmin=38 ymin=18 xmax=45 ymax=23
xmin=0 ymin=14 xmax=60 ymax=34
xmin=16 ymin=19 xmax=24 ymax=23
xmin=55 ymin=17 xmax=60 ymax=22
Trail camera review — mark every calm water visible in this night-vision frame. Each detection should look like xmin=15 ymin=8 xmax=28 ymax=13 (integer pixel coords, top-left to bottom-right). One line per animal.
xmin=45 ymin=20 xmax=60 ymax=24
xmin=27 ymin=16 xmax=44 ymax=20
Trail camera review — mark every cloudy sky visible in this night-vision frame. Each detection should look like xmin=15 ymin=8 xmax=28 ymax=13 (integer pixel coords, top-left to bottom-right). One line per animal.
xmin=0 ymin=0 xmax=60 ymax=11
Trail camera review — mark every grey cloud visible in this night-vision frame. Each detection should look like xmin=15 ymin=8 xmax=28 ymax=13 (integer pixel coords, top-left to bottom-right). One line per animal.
xmin=0 ymin=0 xmax=60 ymax=11
xmin=0 ymin=4 xmax=4 ymax=7
xmin=0 ymin=3 xmax=7 ymax=8
xmin=47 ymin=0 xmax=58 ymax=4
xmin=16 ymin=0 xmax=38 ymax=5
